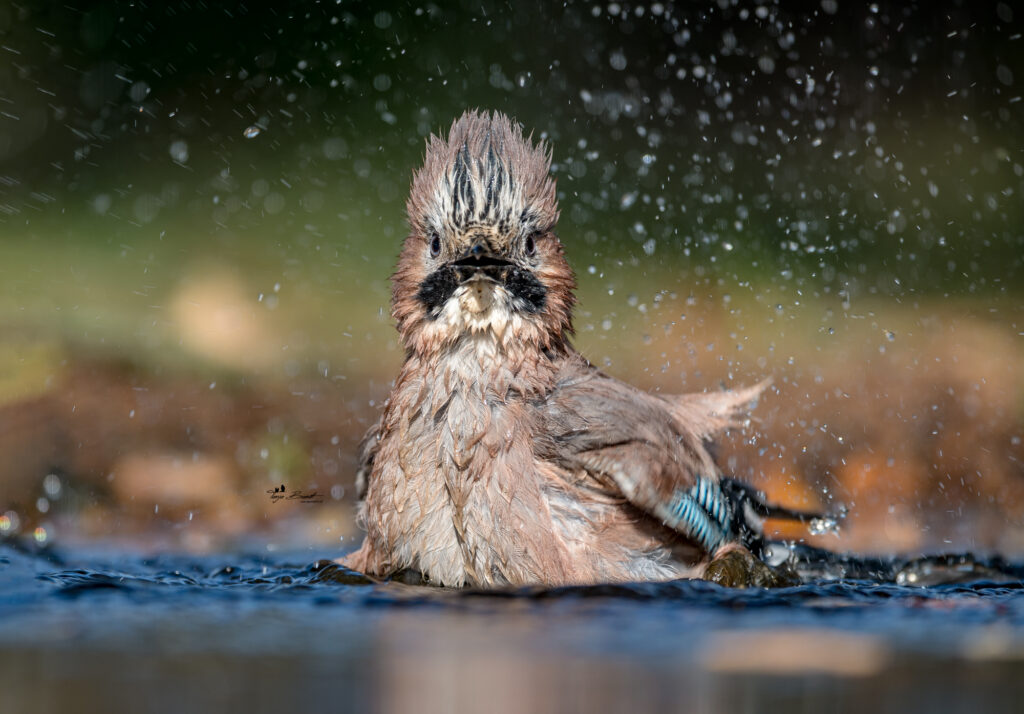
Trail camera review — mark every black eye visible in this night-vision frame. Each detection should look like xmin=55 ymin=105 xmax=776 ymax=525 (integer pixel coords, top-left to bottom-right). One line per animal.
xmin=429 ymin=232 xmax=441 ymax=258
xmin=525 ymin=232 xmax=538 ymax=257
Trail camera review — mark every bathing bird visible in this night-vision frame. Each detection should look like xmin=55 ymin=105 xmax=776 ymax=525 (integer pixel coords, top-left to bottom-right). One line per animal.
xmin=342 ymin=110 xmax=819 ymax=588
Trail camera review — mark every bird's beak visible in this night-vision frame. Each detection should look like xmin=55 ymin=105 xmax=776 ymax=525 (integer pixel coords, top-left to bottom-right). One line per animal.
xmin=450 ymin=243 xmax=514 ymax=284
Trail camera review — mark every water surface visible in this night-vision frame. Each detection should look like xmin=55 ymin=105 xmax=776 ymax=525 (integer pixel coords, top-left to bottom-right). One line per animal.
xmin=3 ymin=539 xmax=1023 ymax=714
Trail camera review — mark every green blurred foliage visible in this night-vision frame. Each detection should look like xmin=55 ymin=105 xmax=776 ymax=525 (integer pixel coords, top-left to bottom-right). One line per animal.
xmin=0 ymin=0 xmax=1020 ymax=380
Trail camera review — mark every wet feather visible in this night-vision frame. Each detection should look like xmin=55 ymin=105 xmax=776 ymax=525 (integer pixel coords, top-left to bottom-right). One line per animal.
xmin=343 ymin=110 xmax=770 ymax=587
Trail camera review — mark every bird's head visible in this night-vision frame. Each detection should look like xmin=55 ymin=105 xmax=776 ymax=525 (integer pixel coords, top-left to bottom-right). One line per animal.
xmin=392 ymin=110 xmax=575 ymax=357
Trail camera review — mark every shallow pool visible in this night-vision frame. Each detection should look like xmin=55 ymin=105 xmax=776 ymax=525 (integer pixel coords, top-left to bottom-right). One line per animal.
xmin=2 ymin=539 xmax=1023 ymax=714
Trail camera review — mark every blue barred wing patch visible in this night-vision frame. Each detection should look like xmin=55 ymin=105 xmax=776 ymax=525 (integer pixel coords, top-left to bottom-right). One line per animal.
xmin=664 ymin=477 xmax=732 ymax=552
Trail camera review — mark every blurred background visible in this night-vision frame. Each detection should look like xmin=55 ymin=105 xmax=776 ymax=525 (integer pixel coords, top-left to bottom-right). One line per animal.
xmin=0 ymin=0 xmax=1021 ymax=557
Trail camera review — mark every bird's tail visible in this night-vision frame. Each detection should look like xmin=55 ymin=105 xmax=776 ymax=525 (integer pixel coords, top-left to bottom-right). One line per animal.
xmin=668 ymin=378 xmax=773 ymax=440
xmin=663 ymin=474 xmax=845 ymax=557
xmin=719 ymin=477 xmax=846 ymax=557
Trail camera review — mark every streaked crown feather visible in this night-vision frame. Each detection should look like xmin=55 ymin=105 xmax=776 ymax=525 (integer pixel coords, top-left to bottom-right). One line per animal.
xmin=407 ymin=110 xmax=559 ymax=240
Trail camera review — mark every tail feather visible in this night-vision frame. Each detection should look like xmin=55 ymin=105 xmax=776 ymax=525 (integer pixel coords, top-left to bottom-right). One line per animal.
xmin=719 ymin=476 xmax=845 ymax=556
xmin=663 ymin=379 xmax=846 ymax=557
xmin=668 ymin=378 xmax=772 ymax=439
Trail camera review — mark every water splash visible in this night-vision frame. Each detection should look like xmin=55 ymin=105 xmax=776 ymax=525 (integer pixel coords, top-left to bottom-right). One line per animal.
xmin=808 ymin=504 xmax=848 ymax=536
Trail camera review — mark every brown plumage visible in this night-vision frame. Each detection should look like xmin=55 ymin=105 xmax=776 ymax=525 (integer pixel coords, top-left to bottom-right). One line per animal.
xmin=342 ymin=110 xmax=789 ymax=587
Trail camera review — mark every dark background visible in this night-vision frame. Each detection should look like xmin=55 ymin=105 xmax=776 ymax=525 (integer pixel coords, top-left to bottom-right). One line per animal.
xmin=1 ymin=0 xmax=1022 ymax=292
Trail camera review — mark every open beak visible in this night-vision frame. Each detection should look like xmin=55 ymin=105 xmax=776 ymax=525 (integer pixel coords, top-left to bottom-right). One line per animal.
xmin=450 ymin=245 xmax=513 ymax=284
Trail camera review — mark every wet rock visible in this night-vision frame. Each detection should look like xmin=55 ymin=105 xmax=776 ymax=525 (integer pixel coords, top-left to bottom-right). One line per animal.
xmin=896 ymin=554 xmax=1023 ymax=587
xmin=308 ymin=560 xmax=375 ymax=586
xmin=703 ymin=547 xmax=800 ymax=589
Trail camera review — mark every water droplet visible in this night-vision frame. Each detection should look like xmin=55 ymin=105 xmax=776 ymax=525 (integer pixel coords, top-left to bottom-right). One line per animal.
xmin=43 ymin=473 xmax=62 ymax=498
xmin=129 ymin=80 xmax=150 ymax=103
xmin=168 ymin=140 xmax=189 ymax=163
xmin=808 ymin=515 xmax=841 ymax=536
xmin=0 ymin=511 xmax=17 ymax=533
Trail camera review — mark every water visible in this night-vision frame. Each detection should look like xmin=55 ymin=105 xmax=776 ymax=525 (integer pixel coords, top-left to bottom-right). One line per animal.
xmin=3 ymin=538 xmax=1023 ymax=714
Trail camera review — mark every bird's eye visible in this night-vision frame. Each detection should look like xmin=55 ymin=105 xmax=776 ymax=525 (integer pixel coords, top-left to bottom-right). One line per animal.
xmin=429 ymin=232 xmax=441 ymax=258
xmin=525 ymin=232 xmax=538 ymax=257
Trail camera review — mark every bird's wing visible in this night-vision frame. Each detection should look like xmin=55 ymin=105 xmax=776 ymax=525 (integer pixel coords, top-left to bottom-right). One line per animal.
xmin=537 ymin=357 xmax=769 ymax=552
xmin=354 ymin=414 xmax=383 ymax=500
